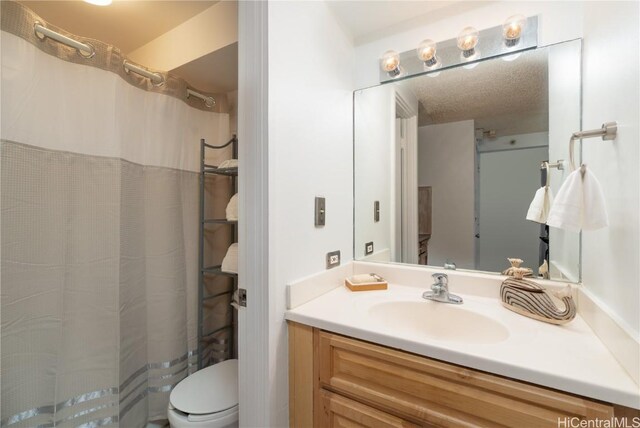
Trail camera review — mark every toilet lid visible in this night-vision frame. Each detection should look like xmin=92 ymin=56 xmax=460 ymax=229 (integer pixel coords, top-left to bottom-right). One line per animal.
xmin=170 ymin=359 xmax=238 ymax=415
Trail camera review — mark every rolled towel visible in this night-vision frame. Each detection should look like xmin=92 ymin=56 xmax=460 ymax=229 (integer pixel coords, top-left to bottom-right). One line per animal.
xmin=547 ymin=166 xmax=608 ymax=232
xmin=526 ymin=186 xmax=554 ymax=224
xmin=226 ymin=193 xmax=238 ymax=221
xmin=221 ymin=243 xmax=238 ymax=274
xmin=218 ymin=159 xmax=238 ymax=169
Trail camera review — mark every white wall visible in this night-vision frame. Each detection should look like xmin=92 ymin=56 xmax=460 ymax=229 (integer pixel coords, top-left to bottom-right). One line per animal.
xmin=349 ymin=0 xmax=639 ymax=360
xmin=267 ymin=1 xmax=354 ymax=425
xmin=479 ymin=146 xmax=548 ymax=273
xmin=547 ymin=40 xmax=582 ymax=282
xmin=354 ymin=85 xmax=395 ymax=260
xmin=581 ymin=1 xmax=640 ymax=337
xmin=418 ymin=120 xmax=475 ymax=269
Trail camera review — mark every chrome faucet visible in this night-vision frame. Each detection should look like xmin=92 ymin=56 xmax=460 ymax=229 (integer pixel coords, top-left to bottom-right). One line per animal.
xmin=422 ymin=273 xmax=463 ymax=304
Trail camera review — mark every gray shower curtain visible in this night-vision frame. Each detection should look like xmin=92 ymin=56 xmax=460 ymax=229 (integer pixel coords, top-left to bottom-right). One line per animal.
xmin=1 ymin=2 xmax=232 ymax=426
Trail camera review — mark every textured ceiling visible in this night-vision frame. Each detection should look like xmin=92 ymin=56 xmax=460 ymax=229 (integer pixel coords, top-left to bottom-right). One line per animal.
xmin=402 ymin=49 xmax=549 ymax=137
xmin=19 ymin=1 xmax=217 ymax=54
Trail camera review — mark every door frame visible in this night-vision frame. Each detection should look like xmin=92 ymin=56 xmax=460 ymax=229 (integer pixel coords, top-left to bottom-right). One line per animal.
xmin=238 ymin=1 xmax=270 ymax=425
xmin=395 ymin=93 xmax=418 ymax=264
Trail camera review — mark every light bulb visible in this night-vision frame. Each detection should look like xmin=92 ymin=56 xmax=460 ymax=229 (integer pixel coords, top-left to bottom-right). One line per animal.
xmin=84 ymin=0 xmax=112 ymax=5
xmin=380 ymin=50 xmax=401 ymax=78
xmin=503 ymin=15 xmax=526 ymax=46
xmin=457 ymin=27 xmax=479 ymax=58
xmin=416 ymin=39 xmax=438 ymax=68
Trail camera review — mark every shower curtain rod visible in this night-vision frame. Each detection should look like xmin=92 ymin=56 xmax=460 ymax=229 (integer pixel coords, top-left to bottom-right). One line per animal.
xmin=123 ymin=60 xmax=164 ymax=86
xmin=34 ymin=22 xmax=94 ymax=58
xmin=187 ymin=88 xmax=216 ymax=108
xmin=33 ymin=21 xmax=216 ymax=109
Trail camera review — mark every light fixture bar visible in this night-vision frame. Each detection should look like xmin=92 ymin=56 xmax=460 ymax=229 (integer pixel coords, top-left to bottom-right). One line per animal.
xmin=378 ymin=15 xmax=538 ymax=84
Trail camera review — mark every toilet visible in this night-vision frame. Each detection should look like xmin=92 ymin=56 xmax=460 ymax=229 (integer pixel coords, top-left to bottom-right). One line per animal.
xmin=167 ymin=359 xmax=239 ymax=428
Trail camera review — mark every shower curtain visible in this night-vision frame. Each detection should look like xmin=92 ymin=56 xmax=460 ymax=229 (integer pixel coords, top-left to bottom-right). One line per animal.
xmin=1 ymin=2 xmax=231 ymax=426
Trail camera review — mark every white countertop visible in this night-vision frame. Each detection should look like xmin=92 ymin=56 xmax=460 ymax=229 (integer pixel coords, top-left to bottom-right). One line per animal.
xmin=285 ymin=281 xmax=640 ymax=409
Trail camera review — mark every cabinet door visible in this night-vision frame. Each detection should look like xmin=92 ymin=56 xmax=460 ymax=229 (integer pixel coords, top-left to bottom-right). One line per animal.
xmin=319 ymin=389 xmax=423 ymax=428
xmin=317 ymin=330 xmax=614 ymax=427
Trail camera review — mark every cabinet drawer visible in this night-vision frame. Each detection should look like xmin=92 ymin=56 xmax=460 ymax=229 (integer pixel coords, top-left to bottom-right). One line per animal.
xmin=318 ymin=389 xmax=423 ymax=428
xmin=317 ymin=331 xmax=614 ymax=427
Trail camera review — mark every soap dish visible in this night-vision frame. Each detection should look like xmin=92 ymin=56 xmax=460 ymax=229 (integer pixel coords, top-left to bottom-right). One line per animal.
xmin=345 ymin=273 xmax=388 ymax=291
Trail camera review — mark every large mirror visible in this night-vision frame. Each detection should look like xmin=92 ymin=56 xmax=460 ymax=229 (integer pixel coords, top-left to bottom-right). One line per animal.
xmin=354 ymin=39 xmax=582 ymax=282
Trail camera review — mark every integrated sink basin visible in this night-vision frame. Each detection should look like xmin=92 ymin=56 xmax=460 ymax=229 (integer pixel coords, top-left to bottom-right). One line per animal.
xmin=368 ymin=301 xmax=510 ymax=345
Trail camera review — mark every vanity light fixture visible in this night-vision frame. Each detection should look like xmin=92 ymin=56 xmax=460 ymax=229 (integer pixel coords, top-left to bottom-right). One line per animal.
xmin=416 ymin=39 xmax=440 ymax=70
xmin=457 ymin=26 xmax=479 ymax=60
xmin=380 ymin=50 xmax=402 ymax=78
xmin=379 ymin=16 xmax=537 ymax=83
xmin=503 ymin=15 xmax=526 ymax=47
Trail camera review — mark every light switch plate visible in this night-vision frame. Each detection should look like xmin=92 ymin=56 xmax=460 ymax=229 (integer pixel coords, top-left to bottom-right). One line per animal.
xmin=374 ymin=201 xmax=380 ymax=222
xmin=326 ymin=250 xmax=340 ymax=269
xmin=365 ymin=242 xmax=374 ymax=256
xmin=315 ymin=197 xmax=326 ymax=226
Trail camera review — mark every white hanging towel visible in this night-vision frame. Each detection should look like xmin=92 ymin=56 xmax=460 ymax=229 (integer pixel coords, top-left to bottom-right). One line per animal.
xmin=226 ymin=193 xmax=238 ymax=221
xmin=582 ymin=167 xmax=609 ymax=230
xmin=547 ymin=167 xmax=608 ymax=232
xmin=221 ymin=243 xmax=238 ymax=274
xmin=526 ymin=186 xmax=554 ymax=224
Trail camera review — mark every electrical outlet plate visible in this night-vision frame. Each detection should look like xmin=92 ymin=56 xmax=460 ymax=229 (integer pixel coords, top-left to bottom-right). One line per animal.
xmin=326 ymin=250 xmax=340 ymax=269
xmin=365 ymin=242 xmax=374 ymax=256
xmin=315 ymin=197 xmax=326 ymax=226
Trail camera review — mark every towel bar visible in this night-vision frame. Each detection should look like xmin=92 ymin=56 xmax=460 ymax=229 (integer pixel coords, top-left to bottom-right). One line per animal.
xmin=541 ymin=160 xmax=564 ymax=188
xmin=569 ymin=122 xmax=617 ymax=170
xmin=540 ymin=161 xmax=564 ymax=171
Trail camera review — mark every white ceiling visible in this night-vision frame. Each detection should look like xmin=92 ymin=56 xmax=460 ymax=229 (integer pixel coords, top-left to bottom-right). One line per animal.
xmin=171 ymin=42 xmax=238 ymax=94
xmin=20 ymin=1 xmax=217 ymax=54
xmin=402 ymin=49 xmax=549 ymax=137
xmin=19 ymin=0 xmax=238 ymax=93
xmin=327 ymin=0 xmax=493 ymax=45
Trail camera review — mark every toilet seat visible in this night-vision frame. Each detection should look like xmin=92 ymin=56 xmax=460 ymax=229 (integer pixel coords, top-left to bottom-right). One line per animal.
xmin=169 ymin=359 xmax=238 ymax=415
xmin=167 ymin=403 xmax=238 ymax=428
xmin=186 ymin=405 xmax=238 ymax=422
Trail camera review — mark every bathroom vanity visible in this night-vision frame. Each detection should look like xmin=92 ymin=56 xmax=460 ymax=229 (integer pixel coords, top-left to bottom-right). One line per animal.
xmin=285 ymin=263 xmax=640 ymax=427
xmin=289 ymin=324 xmax=625 ymax=427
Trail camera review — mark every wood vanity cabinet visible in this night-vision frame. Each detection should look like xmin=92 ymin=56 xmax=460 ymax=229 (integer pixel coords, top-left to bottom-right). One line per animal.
xmin=288 ymin=322 xmax=634 ymax=428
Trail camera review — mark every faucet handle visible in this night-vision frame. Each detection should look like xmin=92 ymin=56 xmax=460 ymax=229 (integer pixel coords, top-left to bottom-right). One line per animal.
xmin=432 ymin=273 xmax=448 ymax=285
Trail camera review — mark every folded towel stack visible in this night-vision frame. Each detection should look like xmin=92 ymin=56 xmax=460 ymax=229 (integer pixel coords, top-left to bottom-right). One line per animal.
xmin=218 ymin=159 xmax=238 ymax=169
xmin=226 ymin=193 xmax=238 ymax=221
xmin=547 ymin=166 xmax=608 ymax=232
xmin=526 ymin=186 xmax=555 ymax=224
xmin=221 ymin=243 xmax=238 ymax=274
